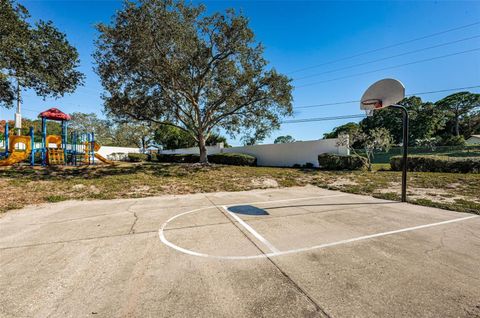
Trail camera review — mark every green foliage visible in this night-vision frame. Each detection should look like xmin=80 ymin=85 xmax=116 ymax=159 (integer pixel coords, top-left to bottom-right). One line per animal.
xmin=0 ymin=0 xmax=84 ymax=108
xmin=390 ymin=155 xmax=480 ymax=173
xmin=356 ymin=145 xmax=480 ymax=164
xmin=45 ymin=194 xmax=67 ymax=203
xmin=69 ymin=113 xmax=113 ymax=145
xmin=337 ymin=127 xmax=392 ymax=171
xmin=94 ymin=0 xmax=292 ymax=163
xmin=153 ymin=125 xmax=228 ymax=150
xmin=360 ymin=97 xmax=445 ymax=145
xmin=318 ymin=153 xmax=368 ymax=171
xmin=156 ymin=152 xmax=256 ymax=166
xmin=127 ymin=153 xmax=149 ymax=162
xmin=435 ymin=92 xmax=480 ymax=137
xmin=154 ymin=125 xmax=194 ymax=150
xmin=304 ymin=162 xmax=314 ymax=168
xmin=324 ymin=92 xmax=480 ymax=161
xmin=440 ymin=135 xmax=466 ymax=146
xmin=208 ymin=153 xmax=256 ymax=166
xmin=323 ymin=122 xmax=360 ymax=140
xmin=274 ymin=135 xmax=295 ymax=144
xmin=355 ymin=94 xmax=480 ymax=147
xmin=113 ymin=121 xmax=156 ymax=149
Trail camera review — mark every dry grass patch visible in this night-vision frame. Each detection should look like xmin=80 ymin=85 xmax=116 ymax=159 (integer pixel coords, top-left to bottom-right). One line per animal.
xmin=0 ymin=162 xmax=478 ymax=214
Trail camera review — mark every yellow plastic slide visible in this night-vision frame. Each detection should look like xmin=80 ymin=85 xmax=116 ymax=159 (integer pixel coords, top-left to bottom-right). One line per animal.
xmin=84 ymin=141 xmax=114 ymax=164
xmin=0 ymin=135 xmax=31 ymax=166
xmin=94 ymin=153 xmax=113 ymax=164
xmin=0 ymin=151 xmax=30 ymax=166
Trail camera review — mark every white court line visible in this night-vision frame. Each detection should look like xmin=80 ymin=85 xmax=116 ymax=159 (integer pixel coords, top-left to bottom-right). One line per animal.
xmin=158 ymin=195 xmax=479 ymax=260
xmin=222 ymin=205 xmax=280 ymax=253
xmin=269 ymin=215 xmax=478 ymax=258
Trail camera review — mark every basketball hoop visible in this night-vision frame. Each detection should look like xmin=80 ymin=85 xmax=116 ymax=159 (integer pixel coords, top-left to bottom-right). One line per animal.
xmin=359 ymin=78 xmax=409 ymax=202
xmin=361 ymin=99 xmax=382 ymax=117
xmin=360 ymin=78 xmax=405 ymax=116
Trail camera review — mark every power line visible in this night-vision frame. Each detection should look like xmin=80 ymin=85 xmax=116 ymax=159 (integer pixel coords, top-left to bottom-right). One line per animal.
xmin=294 ymin=35 xmax=480 ymax=81
xmin=296 ymin=48 xmax=480 ymax=88
xmin=11 ymin=85 xmax=480 ymax=118
xmin=287 ymin=21 xmax=480 ymax=75
xmin=282 ymin=114 xmax=365 ymax=124
xmin=294 ymin=85 xmax=480 ymax=109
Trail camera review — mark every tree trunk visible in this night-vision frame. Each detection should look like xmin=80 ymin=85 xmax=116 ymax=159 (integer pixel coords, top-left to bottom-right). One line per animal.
xmin=198 ymin=134 xmax=208 ymax=164
xmin=455 ymin=117 xmax=460 ymax=136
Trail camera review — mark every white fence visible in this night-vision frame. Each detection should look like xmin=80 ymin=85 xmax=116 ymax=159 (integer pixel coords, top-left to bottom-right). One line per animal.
xmin=159 ymin=139 xmax=348 ymax=167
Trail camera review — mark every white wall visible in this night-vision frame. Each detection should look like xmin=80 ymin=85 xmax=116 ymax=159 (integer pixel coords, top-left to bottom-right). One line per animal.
xmin=98 ymin=146 xmax=141 ymax=158
xmin=223 ymin=139 xmax=348 ymax=167
xmin=158 ymin=139 xmax=348 ymax=167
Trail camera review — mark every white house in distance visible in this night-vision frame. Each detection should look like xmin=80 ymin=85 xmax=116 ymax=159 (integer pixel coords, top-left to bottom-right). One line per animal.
xmin=466 ymin=135 xmax=480 ymax=145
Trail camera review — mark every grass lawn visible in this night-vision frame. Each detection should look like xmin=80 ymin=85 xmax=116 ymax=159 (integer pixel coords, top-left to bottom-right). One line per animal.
xmin=0 ymin=162 xmax=479 ymax=215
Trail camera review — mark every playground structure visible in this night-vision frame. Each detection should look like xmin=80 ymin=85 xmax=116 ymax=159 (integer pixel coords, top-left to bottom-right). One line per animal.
xmin=0 ymin=108 xmax=113 ymax=166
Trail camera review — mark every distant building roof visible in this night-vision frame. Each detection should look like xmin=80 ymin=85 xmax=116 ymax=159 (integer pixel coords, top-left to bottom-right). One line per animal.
xmin=38 ymin=108 xmax=71 ymax=121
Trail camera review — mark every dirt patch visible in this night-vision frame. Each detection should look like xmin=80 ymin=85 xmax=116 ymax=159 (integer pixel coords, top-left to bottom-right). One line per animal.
xmin=330 ymin=177 xmax=357 ymax=187
xmin=1 ymin=163 xmax=478 ymax=214
xmin=251 ymin=178 xmax=279 ymax=188
xmin=375 ymin=185 xmax=471 ymax=204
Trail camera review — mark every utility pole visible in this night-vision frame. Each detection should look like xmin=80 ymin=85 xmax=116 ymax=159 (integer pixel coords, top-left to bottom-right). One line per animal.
xmin=15 ymin=77 xmax=22 ymax=136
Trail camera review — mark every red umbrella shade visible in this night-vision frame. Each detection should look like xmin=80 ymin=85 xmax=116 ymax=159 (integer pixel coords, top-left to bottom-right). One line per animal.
xmin=38 ymin=108 xmax=71 ymax=121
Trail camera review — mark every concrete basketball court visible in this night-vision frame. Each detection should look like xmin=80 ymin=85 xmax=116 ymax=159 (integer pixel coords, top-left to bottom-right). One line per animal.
xmin=1 ymin=186 xmax=479 ymax=317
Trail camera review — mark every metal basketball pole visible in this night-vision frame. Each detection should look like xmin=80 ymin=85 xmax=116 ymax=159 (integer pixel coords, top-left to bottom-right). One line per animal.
xmin=389 ymin=105 xmax=409 ymax=202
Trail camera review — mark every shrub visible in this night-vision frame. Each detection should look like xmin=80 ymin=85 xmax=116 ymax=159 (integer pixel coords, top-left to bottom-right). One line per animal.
xmin=128 ymin=153 xmax=149 ymax=162
xmin=390 ymin=155 xmax=480 ymax=173
xmin=440 ymin=135 xmax=466 ymax=147
xmin=303 ymin=162 xmax=314 ymax=168
xmin=208 ymin=153 xmax=256 ymax=166
xmin=318 ymin=153 xmax=368 ymax=170
xmin=156 ymin=154 xmax=200 ymax=163
xmin=156 ymin=152 xmax=256 ymax=166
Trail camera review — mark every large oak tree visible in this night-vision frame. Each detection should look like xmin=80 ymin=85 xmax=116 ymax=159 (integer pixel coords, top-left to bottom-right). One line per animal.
xmin=94 ymin=0 xmax=292 ymax=163
xmin=0 ymin=0 xmax=84 ymax=108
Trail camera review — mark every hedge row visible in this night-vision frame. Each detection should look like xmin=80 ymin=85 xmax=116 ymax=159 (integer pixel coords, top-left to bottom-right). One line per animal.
xmin=208 ymin=153 xmax=257 ymax=166
xmin=128 ymin=152 xmax=257 ymax=166
xmin=318 ymin=153 xmax=368 ymax=170
xmin=127 ymin=153 xmax=149 ymax=162
xmin=390 ymin=155 xmax=480 ymax=173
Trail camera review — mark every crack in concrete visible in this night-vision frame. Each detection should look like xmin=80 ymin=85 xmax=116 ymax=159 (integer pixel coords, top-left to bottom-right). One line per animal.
xmin=0 ymin=230 xmax=156 ymax=251
xmin=127 ymin=201 xmax=139 ymax=234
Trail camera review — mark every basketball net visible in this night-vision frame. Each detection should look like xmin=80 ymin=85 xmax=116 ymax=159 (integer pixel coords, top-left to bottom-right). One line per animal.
xmin=361 ymin=99 xmax=382 ymax=117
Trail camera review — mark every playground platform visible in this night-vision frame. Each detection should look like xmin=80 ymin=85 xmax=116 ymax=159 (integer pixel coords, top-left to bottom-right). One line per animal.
xmin=0 ymin=186 xmax=479 ymax=317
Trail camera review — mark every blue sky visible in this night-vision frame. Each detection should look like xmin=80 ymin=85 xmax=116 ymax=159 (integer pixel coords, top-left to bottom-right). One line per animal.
xmin=2 ymin=0 xmax=479 ymax=145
